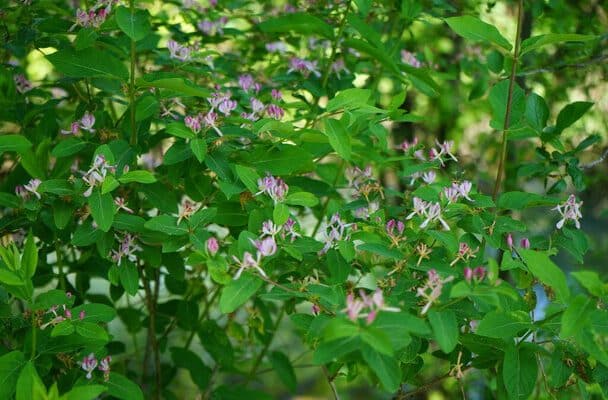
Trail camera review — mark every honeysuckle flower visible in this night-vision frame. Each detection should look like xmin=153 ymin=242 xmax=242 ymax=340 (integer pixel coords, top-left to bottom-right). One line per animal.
xmin=345 ymin=165 xmax=373 ymax=191
xmin=353 ymin=202 xmax=379 ymax=220
xmin=98 ymin=356 xmax=111 ymax=382
xmin=312 ymin=304 xmax=321 ymax=316
xmin=79 ymin=112 xmax=96 ymax=133
xmin=401 ymin=50 xmax=423 ymax=68
xmin=23 ymin=178 xmax=42 ymax=199
xmin=386 ymin=219 xmax=405 ymax=237
xmin=218 ymin=99 xmax=237 ymax=116
xmin=457 ymin=181 xmax=473 ymax=201
xmin=250 ymin=98 xmax=265 ymax=114
xmin=397 ymin=137 xmax=418 ymax=152
xmin=79 ymin=310 xmax=86 ymax=320
xmin=281 ymin=218 xmax=301 ymax=242
xmin=271 ymin=89 xmax=282 ymax=101
xmin=262 ymin=220 xmax=281 ymax=237
xmin=238 ymin=74 xmax=255 ymax=92
xmin=202 ymin=111 xmax=224 ymax=137
xmin=420 ymin=203 xmax=450 ymax=230
xmin=177 ymin=199 xmax=200 ymax=224
xmin=13 ymin=74 xmax=33 ymax=93
xmin=160 ymin=98 xmax=185 ymax=119
xmin=114 ymin=197 xmax=133 ymax=214
xmin=265 ymin=41 xmax=288 ymax=53
xmin=287 ymin=57 xmax=321 ymax=77
xmin=232 ymin=251 xmax=266 ymax=279
xmin=251 ymin=236 xmax=277 ymax=257
xmin=520 ymin=237 xmax=530 ymax=249
xmin=266 ymin=104 xmax=285 ymax=120
xmin=450 ymin=242 xmax=479 ymax=266
xmin=197 ymin=17 xmax=227 ymax=36
xmin=320 ymin=213 xmax=353 ymax=254
xmin=167 ymin=40 xmax=191 ymax=61
xmin=81 ymin=354 xmax=98 ymax=379
xmin=331 ymin=58 xmax=350 ymax=78
xmin=443 ymin=186 xmax=460 ymax=203
xmin=464 ymin=266 xmax=486 ymax=283
xmin=422 ymin=171 xmax=436 ymax=184
xmin=110 ymin=233 xmax=142 ymax=266
xmin=256 ymin=175 xmax=288 ymax=203
xmin=40 ymin=304 xmax=69 ymax=329
xmin=61 ymin=121 xmax=81 ymax=135
xmin=344 ymin=293 xmax=365 ymax=321
xmin=82 ymin=155 xmax=114 ymax=197
xmin=553 ymin=194 xmax=583 ymax=229
xmin=185 ymin=115 xmax=202 ymax=133
xmin=406 ymin=197 xmax=428 ymax=220
xmin=416 ymin=269 xmax=454 ymax=315
xmin=431 ymin=140 xmax=458 ymax=166
xmin=344 ymin=289 xmax=399 ymax=324
xmin=506 ymin=233 xmax=514 ymax=249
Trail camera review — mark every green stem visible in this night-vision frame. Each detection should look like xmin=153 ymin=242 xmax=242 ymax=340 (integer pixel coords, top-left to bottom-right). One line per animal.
xmin=30 ymin=313 xmax=37 ymax=360
xmin=129 ymin=0 xmax=137 ymax=147
xmin=492 ymin=0 xmax=524 ymax=201
xmin=245 ymin=306 xmax=285 ymax=383
xmin=320 ymin=1 xmax=352 ymax=90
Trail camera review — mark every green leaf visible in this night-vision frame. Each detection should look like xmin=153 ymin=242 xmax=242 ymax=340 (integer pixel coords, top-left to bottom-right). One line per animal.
xmin=502 ymin=344 xmax=537 ymax=400
xmin=135 ymin=96 xmax=159 ymax=121
xmin=372 ymin=312 xmax=414 ymax=350
xmin=144 ymin=215 xmax=189 ymax=236
xmin=476 ymin=310 xmax=531 ymax=339
xmin=19 ymin=231 xmax=36 ymax=279
xmin=326 ymin=88 xmax=372 ymax=112
xmin=361 ymin=344 xmax=401 ymax=392
xmin=313 ymin=336 xmax=361 ymax=364
xmin=119 ymin=263 xmax=139 ymax=295
xmin=273 ymin=203 xmax=290 ymax=225
xmin=324 ymin=118 xmax=351 ymax=160
xmin=115 ymin=6 xmax=151 ymax=41
xmin=235 ymin=165 xmax=260 ymax=193
xmin=571 ymin=271 xmax=606 ymax=297
xmin=525 ymin=93 xmax=549 ymax=132
xmin=63 ymin=385 xmax=107 ymax=400
xmin=360 ymin=326 xmax=394 ymax=356
xmin=0 ymin=269 xmax=25 ymax=286
xmin=498 ymin=191 xmax=558 ymax=209
xmin=326 ymin=249 xmax=350 ymax=284
xmin=489 ymin=79 xmax=525 ymax=129
xmin=16 ymin=361 xmax=46 ymax=400
xmin=520 ymin=34 xmax=596 ymax=56
xmin=51 ymin=321 xmax=75 ymax=337
xmin=219 ymin=273 xmax=263 ymax=314
xmin=75 ymin=321 xmax=109 ymax=341
xmin=428 ymin=310 xmax=458 ymax=353
xmin=445 ymin=16 xmax=512 ymax=50
xmin=190 ymin=138 xmax=207 ymax=163
xmin=88 ymin=190 xmax=115 ymax=232
xmin=74 ymin=28 xmax=98 ymax=50
xmin=119 ymin=170 xmax=156 ymax=184
xmin=0 ymin=135 xmax=32 ymax=155
xmin=163 ymin=142 xmax=192 ymax=165
xmin=247 ymin=145 xmax=314 ymax=175
xmin=555 ymin=101 xmax=593 ymax=134
xmin=560 ymin=294 xmax=593 ymax=338
xmin=47 ymin=48 xmax=129 ymax=81
xmin=357 ymin=243 xmax=402 ymax=260
xmin=269 ymin=351 xmax=297 ymax=392
xmin=166 ymin=122 xmax=195 ymax=139
xmin=258 ymin=13 xmax=334 ymax=39
xmin=0 ymin=351 xmax=26 ymax=399
xmin=285 ymin=192 xmax=318 ymax=207
xmin=51 ymin=138 xmax=88 ymax=157
xmin=101 ymin=175 xmax=120 ymax=194
xmin=106 ymin=373 xmax=144 ymax=400
xmin=519 ymin=249 xmax=570 ymax=303
xmin=170 ymin=348 xmax=212 ymax=390
xmin=71 ymin=303 xmax=116 ymax=323
xmin=136 ymin=73 xmax=210 ymax=98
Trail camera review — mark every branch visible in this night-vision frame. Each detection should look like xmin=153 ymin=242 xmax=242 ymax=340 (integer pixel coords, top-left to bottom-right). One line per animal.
xmin=580 ymin=147 xmax=608 ymax=169
xmin=518 ymin=53 xmax=608 ymax=77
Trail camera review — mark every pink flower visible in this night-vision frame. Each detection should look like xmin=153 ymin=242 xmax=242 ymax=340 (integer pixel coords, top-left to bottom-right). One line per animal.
xmin=23 ymin=179 xmax=42 ymax=199
xmin=177 ymin=199 xmax=200 ymax=224
xmin=266 ymin=104 xmax=284 ymax=120
xmin=206 ymin=237 xmax=219 ymax=256
xmin=256 ymin=175 xmax=288 ymax=203
xmin=251 ymin=236 xmax=277 ymax=257
xmin=218 ymin=99 xmax=237 ymax=116
xmin=79 ymin=310 xmax=86 ymax=320
xmin=232 ymin=251 xmax=266 ymax=279
xmin=271 ymin=89 xmax=282 ymax=101
xmin=506 ymin=233 xmax=514 ymax=249
xmin=110 ymin=233 xmax=142 ymax=266
xmin=61 ymin=121 xmax=81 ymax=135
xmin=520 ymin=237 xmax=530 ymax=249
xmin=98 ymin=356 xmax=111 ymax=381
xmin=416 ymin=269 xmax=454 ymax=315
xmin=401 ymin=50 xmax=422 ymax=68
xmin=238 ymin=74 xmax=255 ymax=92
xmin=553 ymin=195 xmax=583 ymax=229
xmin=80 ymin=112 xmax=96 ymax=133
xmin=114 ymin=197 xmax=134 ymax=214
xmin=419 ymin=203 xmax=450 ymax=231
xmin=185 ymin=115 xmax=202 ymax=133
xmin=262 ymin=220 xmax=281 ymax=237
xmin=250 ymin=98 xmax=265 ymax=114
xmin=287 ymin=57 xmax=321 ymax=77
xmin=81 ymin=353 xmax=98 ymax=379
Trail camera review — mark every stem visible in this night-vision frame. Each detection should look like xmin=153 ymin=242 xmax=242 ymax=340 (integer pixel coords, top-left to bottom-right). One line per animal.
xmin=142 ymin=267 xmax=161 ymax=400
xmin=129 ymin=0 xmax=137 ymax=147
xmin=245 ymin=306 xmax=285 ymax=383
xmin=56 ymin=241 xmax=66 ymax=291
xmin=320 ymin=1 xmax=352 ymax=90
xmin=184 ymin=288 xmax=220 ymax=349
xmin=322 ymin=366 xmax=340 ymax=400
xmin=492 ymin=0 xmax=524 ymax=201
xmin=30 ymin=313 xmax=37 ymax=360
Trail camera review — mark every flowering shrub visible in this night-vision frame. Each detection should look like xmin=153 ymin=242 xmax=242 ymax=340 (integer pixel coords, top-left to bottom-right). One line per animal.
xmin=1 ymin=0 xmax=607 ymax=399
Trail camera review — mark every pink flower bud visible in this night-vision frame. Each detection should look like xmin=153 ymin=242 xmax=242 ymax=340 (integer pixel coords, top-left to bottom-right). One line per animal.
xmin=79 ymin=310 xmax=86 ymax=320
xmin=520 ymin=237 xmax=530 ymax=249
xmin=206 ymin=237 xmax=219 ymax=256
xmin=65 ymin=309 xmax=72 ymax=319
xmin=506 ymin=233 xmax=514 ymax=249
xmin=464 ymin=267 xmax=473 ymax=283
xmin=473 ymin=266 xmax=486 ymax=282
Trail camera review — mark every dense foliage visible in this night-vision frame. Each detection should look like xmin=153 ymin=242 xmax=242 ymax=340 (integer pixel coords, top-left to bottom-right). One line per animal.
xmin=1 ymin=0 xmax=607 ymax=399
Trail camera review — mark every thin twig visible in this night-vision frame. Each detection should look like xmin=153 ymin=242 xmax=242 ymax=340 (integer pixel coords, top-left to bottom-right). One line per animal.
xmin=322 ymin=366 xmax=340 ymax=400
xmin=518 ymin=53 xmax=608 ymax=76
xmin=580 ymin=147 xmax=608 ymax=169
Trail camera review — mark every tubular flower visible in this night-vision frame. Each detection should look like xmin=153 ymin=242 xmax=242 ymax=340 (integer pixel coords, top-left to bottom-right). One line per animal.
xmin=110 ymin=233 xmax=142 ymax=266
xmin=416 ymin=269 xmax=454 ymax=315
xmin=232 ymin=251 xmax=266 ymax=279
xmin=81 ymin=353 xmax=98 ymax=379
xmin=553 ymin=194 xmax=583 ymax=229
xmin=344 ymin=289 xmax=399 ymax=324
xmin=256 ymin=175 xmax=288 ymax=203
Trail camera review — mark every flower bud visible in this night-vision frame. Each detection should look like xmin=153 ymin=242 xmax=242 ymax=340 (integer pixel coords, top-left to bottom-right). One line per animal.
xmin=520 ymin=237 xmax=530 ymax=249
xmin=464 ymin=267 xmax=473 ymax=283
xmin=206 ymin=237 xmax=219 ymax=256
xmin=506 ymin=233 xmax=514 ymax=249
